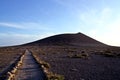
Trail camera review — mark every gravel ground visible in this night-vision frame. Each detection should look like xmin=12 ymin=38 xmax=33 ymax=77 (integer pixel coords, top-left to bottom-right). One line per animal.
xmin=39 ymin=50 xmax=120 ymax=80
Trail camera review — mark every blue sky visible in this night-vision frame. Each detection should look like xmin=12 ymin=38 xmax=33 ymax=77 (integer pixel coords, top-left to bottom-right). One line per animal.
xmin=0 ymin=0 xmax=120 ymax=46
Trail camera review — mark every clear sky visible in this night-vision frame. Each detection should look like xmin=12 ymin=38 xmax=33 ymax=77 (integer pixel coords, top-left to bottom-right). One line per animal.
xmin=0 ymin=0 xmax=120 ymax=46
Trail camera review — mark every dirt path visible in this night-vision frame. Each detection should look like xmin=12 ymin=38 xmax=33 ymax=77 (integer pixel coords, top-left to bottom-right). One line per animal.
xmin=14 ymin=50 xmax=46 ymax=80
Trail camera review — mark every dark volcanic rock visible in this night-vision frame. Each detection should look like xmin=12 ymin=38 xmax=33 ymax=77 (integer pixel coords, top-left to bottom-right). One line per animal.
xmin=23 ymin=33 xmax=107 ymax=47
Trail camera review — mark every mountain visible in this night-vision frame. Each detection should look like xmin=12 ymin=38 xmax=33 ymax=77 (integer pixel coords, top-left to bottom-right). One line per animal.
xmin=23 ymin=32 xmax=107 ymax=47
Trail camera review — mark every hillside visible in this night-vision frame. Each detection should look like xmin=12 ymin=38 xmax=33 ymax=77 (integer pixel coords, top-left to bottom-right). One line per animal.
xmin=1 ymin=32 xmax=120 ymax=80
xmin=23 ymin=32 xmax=107 ymax=47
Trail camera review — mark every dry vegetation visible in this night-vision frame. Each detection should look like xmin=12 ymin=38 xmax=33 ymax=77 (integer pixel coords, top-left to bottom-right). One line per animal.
xmin=31 ymin=49 xmax=64 ymax=80
xmin=68 ymin=53 xmax=89 ymax=59
xmin=0 ymin=45 xmax=120 ymax=80
xmin=0 ymin=47 xmax=25 ymax=78
xmin=28 ymin=45 xmax=120 ymax=80
xmin=29 ymin=46 xmax=94 ymax=80
xmin=1 ymin=33 xmax=120 ymax=80
xmin=95 ymin=47 xmax=120 ymax=57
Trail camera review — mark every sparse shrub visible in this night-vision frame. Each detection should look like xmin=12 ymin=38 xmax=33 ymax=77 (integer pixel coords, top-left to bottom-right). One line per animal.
xmin=32 ymin=53 xmax=50 ymax=69
xmin=32 ymin=51 xmax=64 ymax=80
xmin=96 ymin=49 xmax=120 ymax=58
xmin=103 ymin=53 xmax=115 ymax=57
xmin=41 ymin=61 xmax=50 ymax=69
xmin=102 ymin=50 xmax=116 ymax=57
xmin=68 ymin=53 xmax=89 ymax=59
xmin=82 ymin=53 xmax=89 ymax=57
xmin=48 ymin=72 xmax=64 ymax=80
xmin=104 ymin=50 xmax=112 ymax=53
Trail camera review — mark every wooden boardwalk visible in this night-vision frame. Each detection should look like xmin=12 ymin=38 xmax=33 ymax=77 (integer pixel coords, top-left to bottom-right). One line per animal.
xmin=14 ymin=50 xmax=47 ymax=80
